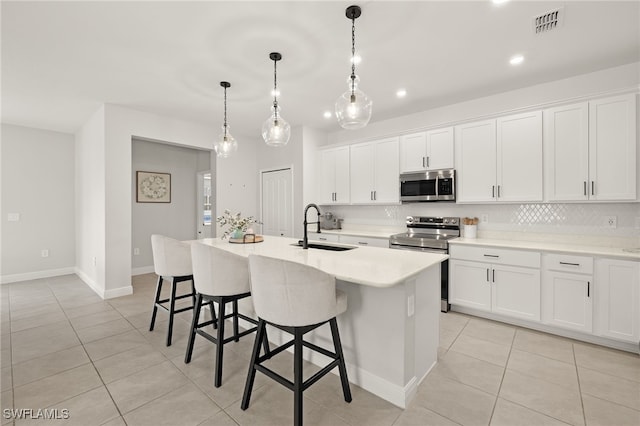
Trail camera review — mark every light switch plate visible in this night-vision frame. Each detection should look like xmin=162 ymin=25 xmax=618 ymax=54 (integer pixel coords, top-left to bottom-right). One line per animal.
xmin=8 ymin=213 xmax=20 ymax=222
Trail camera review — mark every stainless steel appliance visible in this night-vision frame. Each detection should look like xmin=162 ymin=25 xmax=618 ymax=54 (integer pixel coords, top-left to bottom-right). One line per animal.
xmin=389 ymin=216 xmax=460 ymax=312
xmin=400 ymin=169 xmax=456 ymax=202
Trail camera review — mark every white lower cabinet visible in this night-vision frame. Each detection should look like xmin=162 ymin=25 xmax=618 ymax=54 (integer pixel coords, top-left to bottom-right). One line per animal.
xmin=594 ymin=258 xmax=640 ymax=343
xmin=450 ymin=246 xmax=541 ymax=321
xmin=542 ymin=254 xmax=593 ymax=333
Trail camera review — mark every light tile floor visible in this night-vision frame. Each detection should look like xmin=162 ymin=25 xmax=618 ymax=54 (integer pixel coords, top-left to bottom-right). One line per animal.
xmin=1 ymin=274 xmax=639 ymax=426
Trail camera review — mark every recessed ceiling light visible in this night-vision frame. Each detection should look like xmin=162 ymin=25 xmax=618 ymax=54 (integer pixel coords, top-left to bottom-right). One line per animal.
xmin=396 ymin=89 xmax=407 ymax=98
xmin=509 ymin=54 xmax=524 ymax=65
xmin=323 ymin=111 xmax=333 ymax=119
xmin=351 ymin=55 xmax=362 ymax=65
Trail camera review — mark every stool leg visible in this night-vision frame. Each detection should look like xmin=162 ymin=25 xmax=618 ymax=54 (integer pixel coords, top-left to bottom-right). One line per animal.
xmin=214 ymin=300 xmax=226 ymax=387
xmin=330 ymin=318 xmax=352 ymax=403
xmin=209 ymin=300 xmax=218 ymax=329
xmin=166 ymin=278 xmax=178 ymax=346
xmin=149 ymin=276 xmax=163 ymax=331
xmin=241 ymin=319 xmax=266 ymax=410
xmin=293 ymin=328 xmax=304 ymax=426
xmin=232 ymin=300 xmax=240 ymax=342
xmin=190 ymin=278 xmax=196 ymax=308
xmin=184 ymin=293 xmax=202 ymax=364
xmin=261 ymin=325 xmax=270 ymax=355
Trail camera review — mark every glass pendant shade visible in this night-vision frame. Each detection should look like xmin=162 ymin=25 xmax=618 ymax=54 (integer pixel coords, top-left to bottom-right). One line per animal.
xmin=262 ymin=105 xmax=291 ymax=147
xmin=214 ymin=125 xmax=237 ymax=158
xmin=335 ymin=75 xmax=372 ymax=130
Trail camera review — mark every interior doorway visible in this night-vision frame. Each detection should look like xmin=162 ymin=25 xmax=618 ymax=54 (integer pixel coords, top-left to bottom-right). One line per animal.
xmin=197 ymin=171 xmax=213 ymax=239
xmin=260 ymin=167 xmax=293 ymax=237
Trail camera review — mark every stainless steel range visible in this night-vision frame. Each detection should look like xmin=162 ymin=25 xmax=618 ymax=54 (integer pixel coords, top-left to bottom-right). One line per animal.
xmin=389 ymin=216 xmax=460 ymax=312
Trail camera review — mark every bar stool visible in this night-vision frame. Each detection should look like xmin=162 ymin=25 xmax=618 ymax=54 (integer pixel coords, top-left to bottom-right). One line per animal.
xmin=149 ymin=234 xmax=201 ymax=346
xmin=185 ymin=243 xmax=269 ymax=388
xmin=241 ymin=255 xmax=352 ymax=426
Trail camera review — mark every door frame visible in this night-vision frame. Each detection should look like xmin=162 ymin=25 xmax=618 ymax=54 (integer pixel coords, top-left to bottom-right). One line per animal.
xmin=259 ymin=165 xmax=294 ymax=237
xmin=196 ymin=170 xmax=213 ymax=239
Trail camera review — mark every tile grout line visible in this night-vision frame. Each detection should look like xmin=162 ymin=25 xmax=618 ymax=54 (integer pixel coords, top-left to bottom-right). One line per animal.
xmin=572 ymin=342 xmax=588 ymax=426
xmin=486 ymin=323 xmax=517 ymax=425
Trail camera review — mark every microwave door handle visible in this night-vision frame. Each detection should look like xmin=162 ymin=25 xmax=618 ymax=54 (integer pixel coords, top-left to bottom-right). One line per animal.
xmin=434 ymin=176 xmax=439 ymax=197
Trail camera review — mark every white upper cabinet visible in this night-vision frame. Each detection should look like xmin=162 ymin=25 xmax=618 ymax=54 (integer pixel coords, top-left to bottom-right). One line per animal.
xmin=350 ymin=137 xmax=399 ymax=204
xmin=496 ymin=111 xmax=543 ymax=202
xmin=319 ymin=146 xmax=350 ymax=205
xmin=456 ymin=112 xmax=542 ymax=203
xmin=455 ymin=119 xmax=497 ymax=202
xmin=545 ymin=94 xmax=637 ymax=201
xmin=589 ymin=94 xmax=637 ymax=201
xmin=400 ymin=128 xmax=454 ymax=173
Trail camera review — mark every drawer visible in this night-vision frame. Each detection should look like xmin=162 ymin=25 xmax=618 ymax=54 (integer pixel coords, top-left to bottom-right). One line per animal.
xmin=339 ymin=235 xmax=389 ymax=248
xmin=311 ymin=234 xmax=340 ymax=243
xmin=450 ymin=245 xmax=540 ymax=268
xmin=543 ymin=253 xmax=593 ymax=274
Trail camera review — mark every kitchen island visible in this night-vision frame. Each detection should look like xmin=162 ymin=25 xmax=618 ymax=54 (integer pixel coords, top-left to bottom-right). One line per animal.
xmin=198 ymin=235 xmax=447 ymax=408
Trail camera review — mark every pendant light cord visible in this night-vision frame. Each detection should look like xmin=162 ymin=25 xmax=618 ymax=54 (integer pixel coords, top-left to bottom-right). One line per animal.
xmin=350 ymin=14 xmax=356 ymax=96
xmin=273 ymin=58 xmax=279 ymax=122
xmin=223 ymin=85 xmax=228 ymax=137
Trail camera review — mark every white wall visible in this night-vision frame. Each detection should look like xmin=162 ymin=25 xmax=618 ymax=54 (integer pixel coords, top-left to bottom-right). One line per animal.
xmin=131 ymin=139 xmax=210 ymax=273
xmin=1 ymin=124 xmax=76 ymax=282
xmin=75 ymin=104 xmax=214 ymax=298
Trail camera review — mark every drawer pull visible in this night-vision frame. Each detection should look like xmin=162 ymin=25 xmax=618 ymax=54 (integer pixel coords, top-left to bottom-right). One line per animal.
xmin=559 ymin=262 xmax=580 ymax=267
xmin=358 ymin=242 xmax=368 ymax=245
xmin=319 ymin=237 xmax=327 ymax=241
xmin=483 ymin=254 xmax=500 ymax=258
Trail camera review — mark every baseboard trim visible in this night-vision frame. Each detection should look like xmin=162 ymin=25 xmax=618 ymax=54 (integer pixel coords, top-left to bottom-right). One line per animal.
xmin=75 ymin=267 xmax=103 ymax=298
xmin=132 ymin=266 xmax=154 ymax=276
xmin=104 ymin=285 xmax=133 ymax=299
xmin=0 ymin=267 xmax=76 ymax=284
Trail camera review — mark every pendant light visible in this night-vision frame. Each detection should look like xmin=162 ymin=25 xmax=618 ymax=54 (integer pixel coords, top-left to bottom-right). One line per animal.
xmin=213 ymin=81 xmax=238 ymax=158
xmin=262 ymin=52 xmax=291 ymax=147
xmin=335 ymin=5 xmax=372 ymax=130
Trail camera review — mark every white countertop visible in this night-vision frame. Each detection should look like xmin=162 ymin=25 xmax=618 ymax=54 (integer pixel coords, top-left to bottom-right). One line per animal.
xmin=450 ymin=237 xmax=640 ymax=261
xmin=197 ymin=236 xmax=447 ymax=287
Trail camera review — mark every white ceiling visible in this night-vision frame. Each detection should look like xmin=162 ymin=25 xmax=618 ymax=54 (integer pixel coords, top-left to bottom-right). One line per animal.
xmin=3 ymin=1 xmax=639 ymax=138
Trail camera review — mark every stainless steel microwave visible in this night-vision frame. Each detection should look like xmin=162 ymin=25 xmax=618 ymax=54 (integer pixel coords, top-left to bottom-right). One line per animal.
xmin=400 ymin=169 xmax=456 ymax=202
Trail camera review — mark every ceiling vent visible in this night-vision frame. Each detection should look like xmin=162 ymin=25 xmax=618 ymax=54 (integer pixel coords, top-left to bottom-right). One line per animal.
xmin=533 ymin=7 xmax=564 ymax=34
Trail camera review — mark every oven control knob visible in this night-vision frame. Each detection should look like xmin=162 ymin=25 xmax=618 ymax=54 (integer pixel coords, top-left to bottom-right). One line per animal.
xmin=406 ymin=216 xmax=414 ymax=224
xmin=443 ymin=219 xmax=449 ymax=224
xmin=450 ymin=218 xmax=457 ymax=224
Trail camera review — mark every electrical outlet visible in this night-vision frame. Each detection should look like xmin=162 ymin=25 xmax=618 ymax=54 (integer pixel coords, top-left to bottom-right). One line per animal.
xmin=604 ymin=216 xmax=617 ymax=228
xmin=133 ymin=248 xmax=140 ymax=255
xmin=8 ymin=213 xmax=20 ymax=222
xmin=41 ymin=249 xmax=49 ymax=258
xmin=92 ymin=256 xmax=97 ymax=266
xmin=480 ymin=214 xmax=489 ymax=224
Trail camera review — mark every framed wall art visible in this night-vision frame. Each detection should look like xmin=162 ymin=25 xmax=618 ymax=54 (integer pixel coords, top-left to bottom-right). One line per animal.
xmin=136 ymin=171 xmax=171 ymax=203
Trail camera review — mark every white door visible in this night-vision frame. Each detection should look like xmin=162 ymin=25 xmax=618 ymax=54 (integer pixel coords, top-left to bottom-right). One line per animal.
xmin=261 ymin=168 xmax=293 ymax=237
xmin=544 ymin=103 xmax=589 ymax=201
xmin=333 ymin=146 xmax=350 ymax=204
xmin=449 ymin=260 xmax=492 ymax=311
xmin=589 ymin=94 xmax=637 ymax=201
xmin=455 ymin=120 xmax=497 ymax=202
xmin=373 ymin=137 xmax=400 ymax=203
xmin=426 ymin=127 xmax=454 ymax=170
xmin=492 ymin=265 xmax=540 ymax=321
xmin=543 ymin=271 xmax=593 ymax=333
xmin=497 ymin=111 xmax=543 ymax=202
xmin=196 ymin=171 xmax=213 ymax=239
xmin=400 ymin=132 xmax=427 ymax=173
xmin=350 ymin=142 xmax=375 ymax=204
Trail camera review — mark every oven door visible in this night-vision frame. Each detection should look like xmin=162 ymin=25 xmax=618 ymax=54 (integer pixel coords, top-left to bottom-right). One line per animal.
xmin=399 ymin=177 xmax=438 ymax=202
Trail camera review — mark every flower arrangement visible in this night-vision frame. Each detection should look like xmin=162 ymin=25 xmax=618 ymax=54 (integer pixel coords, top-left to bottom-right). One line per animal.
xmin=216 ymin=209 xmax=260 ymax=239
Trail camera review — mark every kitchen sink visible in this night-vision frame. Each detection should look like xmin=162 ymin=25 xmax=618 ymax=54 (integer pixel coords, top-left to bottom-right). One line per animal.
xmin=622 ymin=247 xmax=640 ymax=253
xmin=292 ymin=241 xmax=356 ymax=251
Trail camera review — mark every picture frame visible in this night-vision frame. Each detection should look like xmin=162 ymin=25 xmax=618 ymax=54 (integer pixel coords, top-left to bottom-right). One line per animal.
xmin=136 ymin=171 xmax=171 ymax=203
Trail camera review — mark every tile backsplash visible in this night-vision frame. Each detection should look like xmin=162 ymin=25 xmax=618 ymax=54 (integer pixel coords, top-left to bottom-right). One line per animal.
xmin=328 ymin=203 xmax=640 ymax=238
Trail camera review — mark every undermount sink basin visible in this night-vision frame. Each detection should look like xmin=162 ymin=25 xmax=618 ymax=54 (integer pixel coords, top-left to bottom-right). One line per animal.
xmin=292 ymin=241 xmax=356 ymax=251
xmin=622 ymin=248 xmax=640 ymax=253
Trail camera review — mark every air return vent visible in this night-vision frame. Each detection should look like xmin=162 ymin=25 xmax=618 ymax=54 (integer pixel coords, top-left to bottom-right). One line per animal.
xmin=533 ymin=7 xmax=563 ymax=34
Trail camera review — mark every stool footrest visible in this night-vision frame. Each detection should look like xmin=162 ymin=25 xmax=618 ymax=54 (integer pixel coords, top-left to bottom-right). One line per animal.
xmin=302 ymin=341 xmax=337 ymax=359
xmin=196 ymin=325 xmax=258 ymax=345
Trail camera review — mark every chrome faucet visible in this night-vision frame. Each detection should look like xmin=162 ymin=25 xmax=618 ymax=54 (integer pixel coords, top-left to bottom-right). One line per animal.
xmin=302 ymin=203 xmax=321 ymax=249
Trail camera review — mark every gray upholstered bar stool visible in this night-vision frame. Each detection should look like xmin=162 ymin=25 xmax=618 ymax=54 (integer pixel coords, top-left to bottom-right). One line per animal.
xmin=185 ymin=243 xmax=268 ymax=388
xmin=149 ymin=234 xmax=199 ymax=346
xmin=241 ymin=254 xmax=352 ymax=426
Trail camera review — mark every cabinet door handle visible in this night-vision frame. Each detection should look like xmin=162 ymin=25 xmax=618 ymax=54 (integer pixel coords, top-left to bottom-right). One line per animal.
xmin=559 ymin=262 xmax=580 ymax=267
xmin=591 ymin=181 xmax=595 ymax=196
xmin=370 ymin=191 xmax=373 ymax=200
xmin=587 ymin=281 xmax=590 ymax=298
xmin=374 ymin=190 xmax=377 ymax=201
xmin=426 ymin=156 xmax=430 ymax=168
xmin=497 ymin=185 xmax=501 ymax=198
xmin=483 ymin=254 xmax=500 ymax=258
xmin=422 ymin=157 xmax=426 ymax=168
xmin=492 ymin=185 xmax=496 ymax=198
xmin=486 ymin=268 xmax=490 ymax=282
xmin=492 ymin=269 xmax=496 ymax=283
xmin=583 ymin=181 xmax=587 ymax=196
